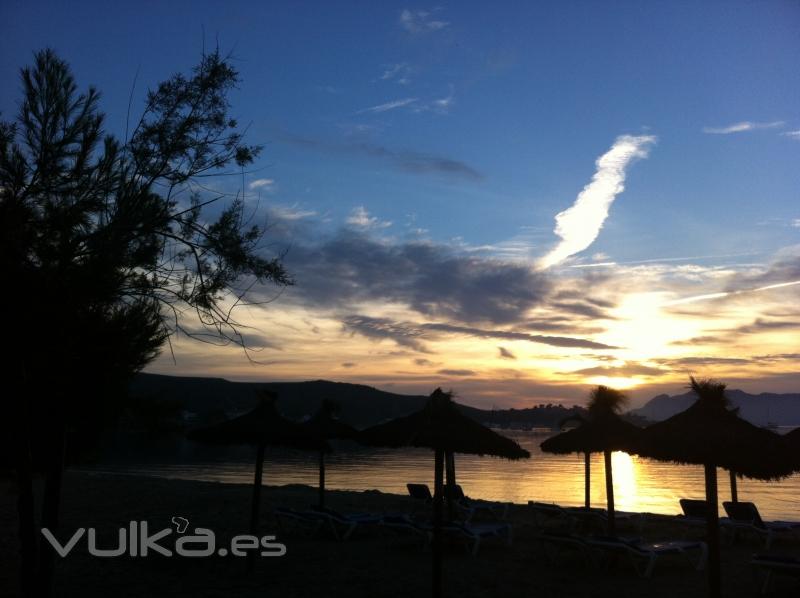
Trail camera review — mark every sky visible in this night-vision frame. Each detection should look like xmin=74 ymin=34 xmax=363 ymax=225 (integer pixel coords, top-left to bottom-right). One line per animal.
xmin=2 ymin=1 xmax=799 ymax=408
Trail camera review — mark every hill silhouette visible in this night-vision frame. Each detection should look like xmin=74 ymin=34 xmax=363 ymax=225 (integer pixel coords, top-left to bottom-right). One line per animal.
xmin=632 ymin=388 xmax=800 ymax=426
xmin=130 ymin=373 xmax=585 ymax=429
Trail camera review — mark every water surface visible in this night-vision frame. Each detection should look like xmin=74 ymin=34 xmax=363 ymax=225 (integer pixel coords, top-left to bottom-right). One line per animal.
xmin=81 ymin=429 xmax=800 ymax=520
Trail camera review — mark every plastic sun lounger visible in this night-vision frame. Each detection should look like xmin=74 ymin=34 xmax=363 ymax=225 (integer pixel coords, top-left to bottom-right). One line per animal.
xmin=407 ymin=483 xmax=433 ymax=501
xmin=441 ymin=521 xmax=513 ymax=556
xmin=751 ymin=553 xmax=800 ymax=595
xmin=274 ymin=507 xmax=326 ymax=536
xmin=585 ymin=535 xmax=707 ymax=578
xmin=679 ymin=498 xmax=710 ymax=525
xmin=381 ymin=514 xmax=432 ymax=544
xmin=534 ymin=531 xmax=595 ymax=567
xmin=447 ymin=485 xmax=510 ymax=520
xmin=723 ymin=502 xmax=800 ymax=549
xmin=309 ymin=506 xmax=383 ymax=540
xmin=528 ymin=501 xmax=577 ymax=529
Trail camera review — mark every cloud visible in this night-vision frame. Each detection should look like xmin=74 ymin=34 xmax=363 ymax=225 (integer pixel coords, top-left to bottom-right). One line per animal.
xmin=268 ymin=203 xmax=317 ymax=221
xmin=346 ymin=206 xmax=392 ymax=230
xmin=438 ymin=369 xmax=476 ymax=377
xmin=702 ymin=121 xmax=784 ymax=134
xmin=414 ymin=358 xmax=437 ymax=367
xmin=498 ymin=346 xmax=516 ymax=360
xmin=341 ymin=316 xmax=429 ymax=352
xmin=276 ymin=131 xmax=483 ymax=182
xmin=736 ymin=318 xmax=800 ymax=334
xmin=570 ymin=363 xmax=667 ymax=377
xmin=538 ymin=135 xmax=656 ymax=269
xmin=399 ymin=8 xmax=449 ymax=33
xmin=659 ymin=356 xmax=752 ymax=367
xmin=249 ymin=178 xmax=275 ymax=190
xmin=341 ymin=315 xmax=618 ymax=353
xmin=341 ymin=362 xmax=357 ymax=368
xmin=782 ymin=130 xmax=800 ymax=140
xmin=358 ymin=98 xmax=418 ymax=114
xmin=285 ymin=232 xmax=549 ymax=324
xmin=380 ymin=63 xmax=413 ymax=85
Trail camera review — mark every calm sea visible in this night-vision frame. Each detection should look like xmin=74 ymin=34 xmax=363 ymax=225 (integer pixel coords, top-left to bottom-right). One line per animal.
xmin=81 ymin=429 xmax=800 ymax=520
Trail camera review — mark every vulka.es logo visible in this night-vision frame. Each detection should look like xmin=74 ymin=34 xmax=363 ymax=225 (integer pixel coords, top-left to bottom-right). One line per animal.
xmin=41 ymin=518 xmax=287 ymax=558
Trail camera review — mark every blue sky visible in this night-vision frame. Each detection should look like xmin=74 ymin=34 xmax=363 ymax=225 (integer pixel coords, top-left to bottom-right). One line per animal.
xmin=2 ymin=1 xmax=799 ymax=405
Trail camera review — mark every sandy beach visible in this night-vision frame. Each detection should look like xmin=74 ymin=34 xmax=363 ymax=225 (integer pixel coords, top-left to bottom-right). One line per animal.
xmin=1 ymin=471 xmax=797 ymax=597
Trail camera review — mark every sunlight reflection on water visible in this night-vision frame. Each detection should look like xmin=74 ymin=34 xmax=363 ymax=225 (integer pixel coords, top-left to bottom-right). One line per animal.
xmin=82 ymin=429 xmax=800 ymax=519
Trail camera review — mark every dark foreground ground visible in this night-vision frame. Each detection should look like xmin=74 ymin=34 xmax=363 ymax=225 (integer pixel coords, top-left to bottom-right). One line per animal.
xmin=1 ymin=471 xmax=798 ymax=597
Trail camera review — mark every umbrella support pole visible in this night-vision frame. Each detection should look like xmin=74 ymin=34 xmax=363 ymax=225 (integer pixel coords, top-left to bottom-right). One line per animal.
xmin=729 ymin=470 xmax=738 ymax=503
xmin=584 ymin=452 xmax=591 ymax=509
xmin=603 ymin=450 xmax=616 ymax=535
xmin=247 ymin=441 xmax=266 ymax=573
xmin=433 ymin=448 xmax=444 ymax=598
xmin=445 ymin=451 xmax=456 ymax=521
xmin=319 ymin=450 xmax=326 ymax=509
xmin=705 ymin=463 xmax=721 ymax=598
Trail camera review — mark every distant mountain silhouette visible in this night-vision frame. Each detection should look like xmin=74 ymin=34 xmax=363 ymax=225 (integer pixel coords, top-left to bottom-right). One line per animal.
xmin=632 ymin=389 xmax=800 ymax=426
xmin=130 ymin=373 xmax=585 ymax=429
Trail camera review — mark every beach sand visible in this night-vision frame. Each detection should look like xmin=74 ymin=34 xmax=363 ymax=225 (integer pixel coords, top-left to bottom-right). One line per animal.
xmin=1 ymin=471 xmax=797 ymax=597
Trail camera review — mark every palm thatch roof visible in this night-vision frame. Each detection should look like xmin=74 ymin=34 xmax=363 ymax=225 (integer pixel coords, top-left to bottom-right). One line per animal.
xmin=541 ymin=412 xmax=641 ymax=454
xmin=301 ymin=399 xmax=358 ymax=441
xmin=785 ymin=427 xmax=800 ymax=455
xmin=541 ymin=386 xmax=641 ymax=454
xmin=188 ymin=390 xmax=325 ymax=451
xmin=635 ymin=378 xmax=793 ymax=480
xmin=359 ymin=388 xmax=529 ymax=459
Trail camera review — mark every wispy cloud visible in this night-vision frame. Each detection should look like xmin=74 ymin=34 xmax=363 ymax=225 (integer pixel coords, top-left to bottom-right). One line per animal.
xmin=399 ymin=8 xmax=449 ymax=33
xmin=342 ymin=315 xmax=618 ymax=352
xmin=702 ymin=121 xmax=784 ymax=134
xmin=276 ymin=131 xmax=483 ymax=182
xmin=781 ymin=129 xmax=800 ymax=140
xmin=498 ymin=346 xmax=516 ymax=360
xmin=249 ymin=178 xmax=275 ymax=190
xmin=538 ymin=134 xmax=656 ymax=269
xmin=663 ymin=280 xmax=800 ymax=306
xmin=380 ymin=63 xmax=413 ymax=85
xmin=438 ymin=368 xmax=475 ymax=376
xmin=413 ymin=86 xmax=455 ymax=115
xmin=358 ymin=98 xmax=418 ymax=114
xmin=268 ymin=203 xmax=317 ymax=221
xmin=346 ymin=206 xmax=392 ymax=230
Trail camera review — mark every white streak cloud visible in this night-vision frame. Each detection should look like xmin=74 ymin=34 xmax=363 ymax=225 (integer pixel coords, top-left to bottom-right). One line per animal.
xmin=702 ymin=121 xmax=784 ymax=134
xmin=538 ymin=135 xmax=656 ymax=269
xmin=358 ymin=98 xmax=418 ymax=114
xmin=346 ymin=206 xmax=392 ymax=230
xmin=782 ymin=130 xmax=800 ymax=140
xmin=399 ymin=9 xmax=449 ymax=33
xmin=249 ymin=178 xmax=275 ymax=190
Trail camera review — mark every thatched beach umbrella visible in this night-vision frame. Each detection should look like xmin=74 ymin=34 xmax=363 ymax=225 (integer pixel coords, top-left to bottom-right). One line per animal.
xmin=300 ymin=399 xmax=358 ymax=509
xmin=359 ymin=388 xmax=530 ymax=598
xmin=188 ymin=390 xmax=325 ymax=571
xmin=540 ymin=386 xmax=640 ymax=534
xmin=785 ymin=426 xmax=800 ymax=450
xmin=634 ymin=378 xmax=793 ymax=598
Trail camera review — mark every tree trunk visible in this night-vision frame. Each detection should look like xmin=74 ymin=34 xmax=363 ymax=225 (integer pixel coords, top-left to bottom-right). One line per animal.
xmin=603 ymin=450 xmax=616 ymax=535
xmin=37 ymin=420 xmax=66 ymax=598
xmin=444 ymin=451 xmax=456 ymax=521
xmin=15 ymin=434 xmax=37 ymax=598
xmin=433 ymin=448 xmax=444 ymax=598
xmin=729 ymin=470 xmax=738 ymax=503
xmin=705 ymin=463 xmax=721 ymax=598
xmin=584 ymin=452 xmax=591 ymax=509
xmin=247 ymin=441 xmax=266 ymax=573
xmin=318 ymin=450 xmax=325 ymax=509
